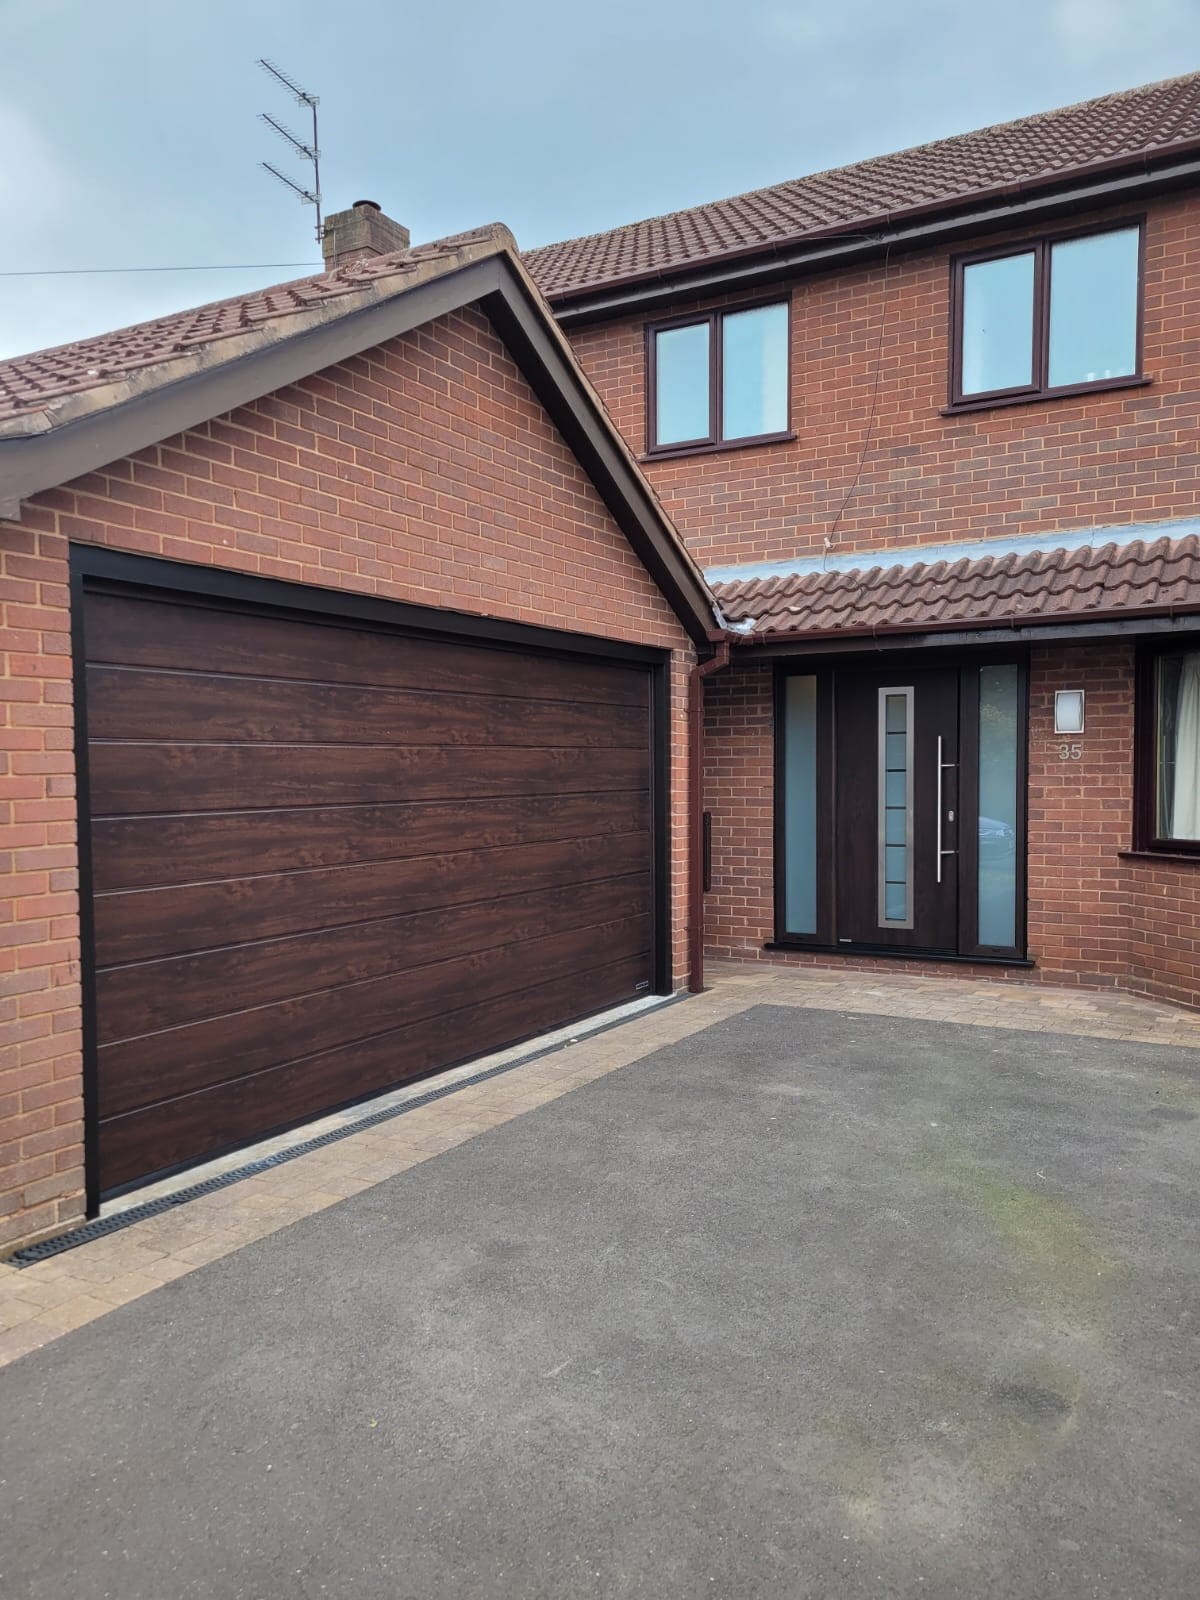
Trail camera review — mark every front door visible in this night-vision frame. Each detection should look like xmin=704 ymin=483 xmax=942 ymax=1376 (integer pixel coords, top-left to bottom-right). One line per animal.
xmin=834 ymin=666 xmax=959 ymax=953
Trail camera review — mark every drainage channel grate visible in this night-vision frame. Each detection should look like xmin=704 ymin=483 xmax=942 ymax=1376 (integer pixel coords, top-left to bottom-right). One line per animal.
xmin=8 ymin=993 xmax=686 ymax=1267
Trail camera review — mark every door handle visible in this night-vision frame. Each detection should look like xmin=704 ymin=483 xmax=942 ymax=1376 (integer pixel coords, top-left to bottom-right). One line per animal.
xmin=936 ymin=735 xmax=958 ymax=884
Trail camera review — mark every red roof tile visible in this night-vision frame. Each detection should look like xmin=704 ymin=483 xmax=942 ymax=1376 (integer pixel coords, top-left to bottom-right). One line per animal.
xmin=524 ymin=74 xmax=1200 ymax=300
xmin=0 ymin=228 xmax=504 ymax=424
xmin=712 ymin=537 xmax=1200 ymax=642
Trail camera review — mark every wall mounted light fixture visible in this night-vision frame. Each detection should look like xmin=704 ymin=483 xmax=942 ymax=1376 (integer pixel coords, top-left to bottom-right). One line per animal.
xmin=1054 ymin=689 xmax=1085 ymax=735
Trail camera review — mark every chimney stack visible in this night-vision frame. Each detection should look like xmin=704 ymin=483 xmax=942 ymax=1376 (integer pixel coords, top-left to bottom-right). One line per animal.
xmin=321 ymin=200 xmax=411 ymax=271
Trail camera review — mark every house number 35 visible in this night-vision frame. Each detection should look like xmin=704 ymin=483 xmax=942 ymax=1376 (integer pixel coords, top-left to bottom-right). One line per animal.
xmin=1057 ymin=742 xmax=1082 ymax=761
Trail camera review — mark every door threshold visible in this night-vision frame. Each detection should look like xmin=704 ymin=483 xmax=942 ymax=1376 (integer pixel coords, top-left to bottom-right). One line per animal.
xmin=8 ymin=989 xmax=685 ymax=1267
xmin=763 ymin=941 xmax=1034 ymax=969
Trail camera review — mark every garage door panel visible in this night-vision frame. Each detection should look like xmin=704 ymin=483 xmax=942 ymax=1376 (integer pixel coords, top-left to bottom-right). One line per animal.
xmin=91 ymin=791 xmax=652 ymax=892
xmin=98 ymin=913 xmax=652 ymax=1118
xmin=85 ymin=593 xmax=650 ymax=706
xmin=96 ymin=872 xmax=652 ymax=1045
xmin=86 ymin=666 xmax=650 ymax=751
xmin=94 ymin=829 xmax=651 ymax=967
xmin=83 ymin=583 xmax=660 ymax=1197
xmin=88 ymin=740 xmax=650 ymax=817
xmin=97 ymin=951 xmax=650 ymax=1194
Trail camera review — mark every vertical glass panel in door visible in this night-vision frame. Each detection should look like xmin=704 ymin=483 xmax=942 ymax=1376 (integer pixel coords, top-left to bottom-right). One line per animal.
xmin=654 ymin=323 xmax=711 ymax=446
xmin=960 ymin=253 xmax=1035 ymax=395
xmin=721 ymin=303 xmax=788 ymax=440
xmin=1048 ymin=227 xmax=1139 ymax=388
xmin=782 ymin=674 xmax=818 ymax=933
xmin=878 ymin=689 xmax=912 ymax=926
xmin=978 ymin=664 xmax=1019 ymax=947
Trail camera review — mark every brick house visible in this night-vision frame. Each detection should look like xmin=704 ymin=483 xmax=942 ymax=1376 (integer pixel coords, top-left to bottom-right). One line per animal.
xmin=0 ymin=223 xmax=716 ymax=1250
xmin=526 ymin=72 xmax=1200 ymax=1008
xmin=7 ymin=73 xmax=1200 ymax=1252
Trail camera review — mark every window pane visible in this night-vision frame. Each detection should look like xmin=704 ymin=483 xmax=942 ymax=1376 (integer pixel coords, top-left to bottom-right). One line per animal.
xmin=978 ymin=665 xmax=1019 ymax=948
xmin=885 ymin=883 xmax=908 ymax=922
xmin=884 ymin=846 xmax=908 ymax=883
xmin=1048 ymin=228 xmax=1139 ymax=388
xmin=654 ymin=322 xmax=710 ymax=445
xmin=721 ymin=303 xmax=788 ymax=440
xmin=783 ymin=674 xmax=818 ymax=933
xmin=960 ymin=252 xmax=1035 ymax=395
xmin=1157 ymin=653 xmax=1200 ymax=841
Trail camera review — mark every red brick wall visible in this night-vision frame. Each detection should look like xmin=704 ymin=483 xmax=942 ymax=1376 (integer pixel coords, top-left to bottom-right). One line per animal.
xmin=1126 ymin=859 xmax=1200 ymax=1010
xmin=0 ymin=303 xmax=696 ymax=1252
xmin=703 ymin=658 xmax=774 ymax=960
xmin=568 ymin=186 xmax=1200 ymax=1021
xmin=568 ymin=192 xmax=1200 ymax=569
xmin=1026 ymin=643 xmax=1134 ymax=988
xmin=702 ymin=642 xmax=1200 ymax=1006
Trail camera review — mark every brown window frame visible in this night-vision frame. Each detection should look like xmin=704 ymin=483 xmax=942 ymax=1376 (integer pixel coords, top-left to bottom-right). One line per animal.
xmin=1133 ymin=640 xmax=1200 ymax=857
xmin=946 ymin=218 xmax=1146 ymax=413
xmin=645 ymin=295 xmax=793 ymax=458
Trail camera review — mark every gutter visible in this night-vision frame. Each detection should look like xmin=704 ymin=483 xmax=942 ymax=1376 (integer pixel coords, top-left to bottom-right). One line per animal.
xmin=688 ymin=636 xmax=733 ymax=993
xmin=548 ymin=149 xmax=1200 ymax=324
xmin=734 ymin=597 xmax=1200 ymax=649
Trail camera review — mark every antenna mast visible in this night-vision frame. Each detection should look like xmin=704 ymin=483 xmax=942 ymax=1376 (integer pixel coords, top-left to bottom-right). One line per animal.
xmin=257 ymin=59 xmax=323 ymax=245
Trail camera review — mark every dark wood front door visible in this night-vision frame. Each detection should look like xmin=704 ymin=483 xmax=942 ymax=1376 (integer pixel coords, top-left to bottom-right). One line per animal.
xmin=834 ymin=666 xmax=959 ymax=953
xmin=81 ymin=581 xmax=660 ymax=1200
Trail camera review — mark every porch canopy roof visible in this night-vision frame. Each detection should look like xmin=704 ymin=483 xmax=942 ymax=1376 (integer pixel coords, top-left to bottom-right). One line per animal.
xmin=710 ymin=525 xmax=1200 ymax=652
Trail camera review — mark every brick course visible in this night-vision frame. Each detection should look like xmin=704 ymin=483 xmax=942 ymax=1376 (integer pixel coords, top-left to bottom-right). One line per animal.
xmin=0 ymin=303 xmax=696 ymax=1251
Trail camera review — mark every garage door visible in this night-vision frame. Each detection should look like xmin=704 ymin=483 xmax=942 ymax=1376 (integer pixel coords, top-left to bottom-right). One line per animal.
xmin=81 ymin=583 xmax=660 ymax=1198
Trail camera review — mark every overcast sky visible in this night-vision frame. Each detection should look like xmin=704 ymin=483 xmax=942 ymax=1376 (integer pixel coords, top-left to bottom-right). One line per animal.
xmin=1 ymin=0 xmax=1198 ymax=359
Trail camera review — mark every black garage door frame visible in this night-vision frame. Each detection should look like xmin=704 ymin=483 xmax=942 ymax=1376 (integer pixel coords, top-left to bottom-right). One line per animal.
xmin=69 ymin=545 xmax=673 ymax=1217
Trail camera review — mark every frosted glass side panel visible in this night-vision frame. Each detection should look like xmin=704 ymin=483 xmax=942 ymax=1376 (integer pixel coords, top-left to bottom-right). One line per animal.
xmin=783 ymin=675 xmax=818 ymax=934
xmin=655 ymin=322 xmax=710 ymax=445
xmin=1048 ymin=227 xmax=1139 ymax=388
xmin=722 ymin=303 xmax=788 ymax=440
xmin=978 ymin=664 xmax=1019 ymax=947
xmin=961 ymin=252 xmax=1034 ymax=395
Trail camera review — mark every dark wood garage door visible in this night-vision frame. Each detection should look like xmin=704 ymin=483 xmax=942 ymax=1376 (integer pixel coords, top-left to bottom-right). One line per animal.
xmin=80 ymin=581 xmax=660 ymax=1199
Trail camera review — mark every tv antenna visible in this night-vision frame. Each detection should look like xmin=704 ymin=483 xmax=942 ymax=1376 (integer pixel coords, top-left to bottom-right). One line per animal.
xmin=257 ymin=59 xmax=323 ymax=245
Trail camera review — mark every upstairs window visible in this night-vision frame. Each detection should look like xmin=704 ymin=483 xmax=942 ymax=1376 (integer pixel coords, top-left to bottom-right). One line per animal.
xmin=950 ymin=223 xmax=1142 ymax=408
xmin=648 ymin=300 xmax=790 ymax=453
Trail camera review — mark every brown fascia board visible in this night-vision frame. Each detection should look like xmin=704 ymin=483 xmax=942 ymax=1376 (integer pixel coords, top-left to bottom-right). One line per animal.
xmin=0 ymin=252 xmax=718 ymax=646
xmin=734 ymin=601 xmax=1200 ymax=656
xmin=549 ymin=148 xmax=1200 ymax=324
xmin=477 ymin=261 xmax=717 ymax=645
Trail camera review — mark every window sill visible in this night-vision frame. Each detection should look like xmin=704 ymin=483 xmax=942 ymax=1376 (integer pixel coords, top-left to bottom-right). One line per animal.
xmin=1120 ymin=849 xmax=1200 ymax=866
xmin=940 ymin=374 xmax=1151 ymax=417
xmin=641 ymin=430 xmax=795 ymax=464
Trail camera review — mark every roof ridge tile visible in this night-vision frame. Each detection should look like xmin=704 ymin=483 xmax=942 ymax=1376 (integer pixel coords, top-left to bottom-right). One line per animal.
xmin=0 ymin=225 xmax=514 ymax=424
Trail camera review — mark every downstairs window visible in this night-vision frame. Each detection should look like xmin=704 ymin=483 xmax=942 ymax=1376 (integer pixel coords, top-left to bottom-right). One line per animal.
xmin=1140 ymin=649 xmax=1200 ymax=849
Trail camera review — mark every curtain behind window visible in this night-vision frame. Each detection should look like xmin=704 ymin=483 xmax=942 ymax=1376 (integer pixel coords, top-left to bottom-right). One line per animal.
xmin=1169 ymin=654 xmax=1200 ymax=839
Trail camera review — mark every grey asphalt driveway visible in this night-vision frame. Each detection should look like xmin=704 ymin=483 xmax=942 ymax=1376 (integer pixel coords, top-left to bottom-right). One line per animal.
xmin=2 ymin=1004 xmax=1199 ymax=1600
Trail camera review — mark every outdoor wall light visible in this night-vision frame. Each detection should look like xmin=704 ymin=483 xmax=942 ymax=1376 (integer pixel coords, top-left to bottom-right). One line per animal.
xmin=1054 ymin=689 xmax=1086 ymax=735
